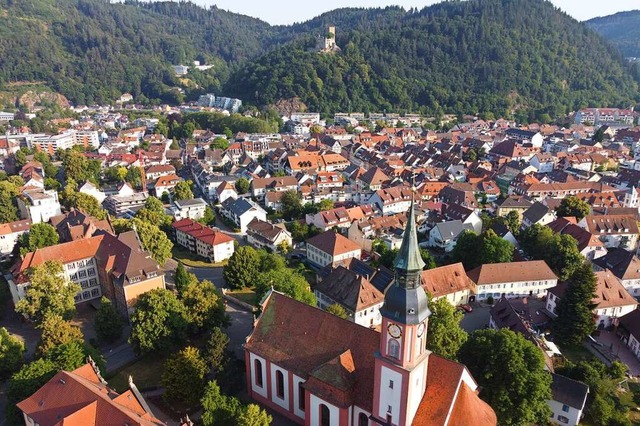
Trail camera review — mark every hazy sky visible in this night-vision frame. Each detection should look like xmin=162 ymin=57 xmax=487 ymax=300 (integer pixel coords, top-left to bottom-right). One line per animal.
xmin=174 ymin=0 xmax=639 ymax=25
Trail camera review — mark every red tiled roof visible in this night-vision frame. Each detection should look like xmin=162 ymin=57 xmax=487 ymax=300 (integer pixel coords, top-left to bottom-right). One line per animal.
xmin=17 ymin=364 xmax=164 ymax=426
xmin=446 ymin=382 xmax=498 ymax=425
xmin=421 ymin=263 xmax=476 ymax=298
xmin=171 ymin=218 xmax=234 ymax=246
xmin=307 ymin=230 xmax=361 ymax=256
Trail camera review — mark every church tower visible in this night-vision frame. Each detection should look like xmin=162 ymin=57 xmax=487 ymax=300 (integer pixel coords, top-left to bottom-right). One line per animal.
xmin=372 ymin=193 xmax=430 ymax=426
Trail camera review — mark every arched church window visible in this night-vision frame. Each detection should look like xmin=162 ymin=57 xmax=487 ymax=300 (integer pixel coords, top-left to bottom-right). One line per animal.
xmin=320 ymin=404 xmax=331 ymax=426
xmin=388 ymin=339 xmax=400 ymax=359
xmin=359 ymin=412 xmax=369 ymax=426
xmin=276 ymin=370 xmax=285 ymax=399
xmin=254 ymin=359 xmax=263 ymax=387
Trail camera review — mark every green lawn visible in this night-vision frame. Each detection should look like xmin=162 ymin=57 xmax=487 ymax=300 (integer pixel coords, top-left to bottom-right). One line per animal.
xmin=558 ymin=343 xmax=595 ymax=364
xmin=227 ymin=288 xmax=257 ymax=306
xmin=171 ymin=245 xmax=227 ymax=268
xmin=107 ymin=353 xmax=170 ymax=393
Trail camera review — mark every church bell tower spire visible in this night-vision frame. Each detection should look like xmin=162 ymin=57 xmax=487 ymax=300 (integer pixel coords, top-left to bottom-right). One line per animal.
xmin=372 ymin=189 xmax=431 ymax=426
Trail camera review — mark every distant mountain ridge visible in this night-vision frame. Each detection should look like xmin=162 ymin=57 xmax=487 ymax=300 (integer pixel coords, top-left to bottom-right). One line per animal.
xmin=0 ymin=0 xmax=637 ymax=118
xmin=586 ymin=10 xmax=640 ymax=57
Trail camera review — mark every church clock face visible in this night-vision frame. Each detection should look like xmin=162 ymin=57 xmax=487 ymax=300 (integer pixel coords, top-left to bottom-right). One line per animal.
xmin=417 ymin=322 xmax=426 ymax=337
xmin=388 ymin=323 xmax=402 ymax=338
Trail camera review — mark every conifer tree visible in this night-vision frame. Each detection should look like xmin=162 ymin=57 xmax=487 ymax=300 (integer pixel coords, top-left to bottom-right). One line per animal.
xmin=553 ymin=262 xmax=598 ymax=344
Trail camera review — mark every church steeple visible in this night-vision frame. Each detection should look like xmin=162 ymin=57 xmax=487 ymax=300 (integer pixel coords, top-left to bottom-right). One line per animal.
xmin=379 ymin=193 xmax=430 ymax=325
xmin=373 ymin=190 xmax=431 ymax=426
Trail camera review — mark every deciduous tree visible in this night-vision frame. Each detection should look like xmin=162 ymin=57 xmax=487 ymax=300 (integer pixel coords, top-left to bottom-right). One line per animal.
xmin=254 ymin=268 xmax=315 ymax=306
xmin=36 ymin=314 xmax=84 ymax=358
xmin=326 ymin=303 xmax=348 ymax=319
xmin=458 ymin=328 xmax=552 ymax=425
xmin=94 ymin=297 xmax=124 ymax=343
xmin=201 ymin=380 xmax=243 ymax=426
xmin=162 ymin=346 xmax=208 ymax=407
xmin=129 ymin=289 xmax=188 ymax=354
xmin=426 ymin=297 xmax=467 ymax=360
xmin=235 ymin=177 xmax=250 ymax=194
xmin=173 ymin=180 xmax=194 ymax=201
xmin=237 ymin=404 xmax=273 ymax=426
xmin=16 ymin=261 xmax=81 ymax=324
xmin=281 ymin=190 xmax=303 ymax=220
xmin=223 ymin=246 xmax=260 ymax=289
xmin=66 ymin=192 xmax=106 ymax=220
xmin=556 ymin=195 xmax=591 ymax=220
xmin=181 ymin=280 xmax=228 ymax=332
xmin=113 ymin=218 xmax=173 ymax=264
xmin=19 ymin=223 xmax=59 ymax=256
xmin=452 ymin=229 xmax=513 ymax=270
xmin=0 ymin=327 xmax=25 ymax=379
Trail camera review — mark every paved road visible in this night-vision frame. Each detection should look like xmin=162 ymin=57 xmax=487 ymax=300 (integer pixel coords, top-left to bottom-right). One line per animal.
xmin=104 ymin=343 xmax=137 ymax=374
xmin=189 ymin=266 xmax=226 ymax=288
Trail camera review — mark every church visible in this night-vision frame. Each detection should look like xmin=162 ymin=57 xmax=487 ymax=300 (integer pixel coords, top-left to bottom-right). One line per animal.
xmin=244 ymin=197 xmax=497 ymax=426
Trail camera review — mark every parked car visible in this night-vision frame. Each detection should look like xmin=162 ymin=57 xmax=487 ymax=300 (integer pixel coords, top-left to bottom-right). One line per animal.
xmin=459 ymin=304 xmax=473 ymax=313
xmin=456 ymin=306 xmax=467 ymax=314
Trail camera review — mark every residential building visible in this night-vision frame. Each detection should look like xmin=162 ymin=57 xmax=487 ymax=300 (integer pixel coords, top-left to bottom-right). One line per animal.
xmin=17 ymin=362 xmax=165 ymax=426
xmin=103 ymin=192 xmax=149 ymax=218
xmin=220 ymin=197 xmax=267 ymax=232
xmin=171 ymin=218 xmax=235 ymax=263
xmin=427 ymin=220 xmax=475 ymax=252
xmin=10 ymin=231 xmax=165 ymax=320
xmin=214 ymin=181 xmax=238 ymax=204
xmin=617 ymin=310 xmax=640 ymax=361
xmin=545 ymin=271 xmax=638 ymax=329
xmin=17 ymin=189 xmax=62 ymax=224
xmin=251 ymin=176 xmax=298 ymax=201
xmin=578 ymin=215 xmax=640 ymax=251
xmin=172 ymin=198 xmax=208 ymax=220
xmin=521 ymin=202 xmax=556 ymax=229
xmin=421 ymin=263 xmax=476 ymax=305
xmin=314 ymin=265 xmax=385 ymax=327
xmin=0 ymin=219 xmax=30 ymax=260
xmin=593 ymin=248 xmax=640 ymax=297
xmin=50 ymin=209 xmax=113 ymax=243
xmin=306 ymin=230 xmax=361 ymax=268
xmin=79 ymin=181 xmax=107 ymax=204
xmin=348 ymin=213 xmax=407 ymax=253
xmin=244 ymin=197 xmax=497 ymax=426
xmin=547 ymin=218 xmax=607 ymax=261
xmin=145 ymin=164 xmax=176 ymax=180
xmin=153 ymin=174 xmax=181 ymax=197
xmin=467 ymin=261 xmax=558 ymax=301
xmin=530 ymin=153 xmax=556 ymax=173
xmin=246 ymin=218 xmax=293 ymax=252
xmin=548 ymin=373 xmax=589 ymax=426
xmin=368 ymin=186 xmax=413 ymax=215
xmin=306 ymin=205 xmax=374 ymax=232
xmin=496 ymin=196 xmax=533 ymax=219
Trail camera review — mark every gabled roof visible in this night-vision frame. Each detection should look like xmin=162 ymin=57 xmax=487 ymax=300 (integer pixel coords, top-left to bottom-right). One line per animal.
xmin=315 ymin=266 xmax=384 ymax=311
xmin=467 ymin=261 xmax=557 ymax=285
xmin=421 ymin=263 xmax=476 ymax=298
xmin=522 ymin=201 xmax=551 ymax=223
xmin=358 ymin=166 xmax=389 ymax=186
xmin=246 ymin=292 xmax=379 ymax=410
xmin=307 ymin=231 xmax=361 ymax=256
xmin=551 ymin=373 xmax=589 ymax=410
xmin=592 ymin=248 xmax=640 ymax=281
xmin=0 ymin=219 xmax=30 ymax=236
xmin=17 ymin=363 xmax=164 ymax=426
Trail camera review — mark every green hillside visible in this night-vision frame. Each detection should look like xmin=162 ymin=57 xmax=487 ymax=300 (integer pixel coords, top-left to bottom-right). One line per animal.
xmin=225 ymin=0 xmax=640 ymax=119
xmin=0 ymin=0 xmax=637 ymax=119
xmin=586 ymin=11 xmax=640 ymax=57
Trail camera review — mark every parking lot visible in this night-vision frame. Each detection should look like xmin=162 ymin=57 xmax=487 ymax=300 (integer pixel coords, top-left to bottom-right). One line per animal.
xmin=459 ymin=301 xmax=491 ymax=332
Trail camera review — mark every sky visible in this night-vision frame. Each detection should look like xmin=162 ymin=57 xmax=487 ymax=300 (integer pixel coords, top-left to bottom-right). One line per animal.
xmin=175 ymin=0 xmax=640 ymax=25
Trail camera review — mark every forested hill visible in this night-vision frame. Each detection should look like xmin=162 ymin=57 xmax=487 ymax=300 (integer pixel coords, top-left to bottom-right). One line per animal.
xmin=586 ymin=11 xmax=640 ymax=57
xmin=0 ymin=0 xmax=638 ymax=119
xmin=225 ymin=0 xmax=640 ymax=120
xmin=0 ymin=0 xmax=282 ymax=106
